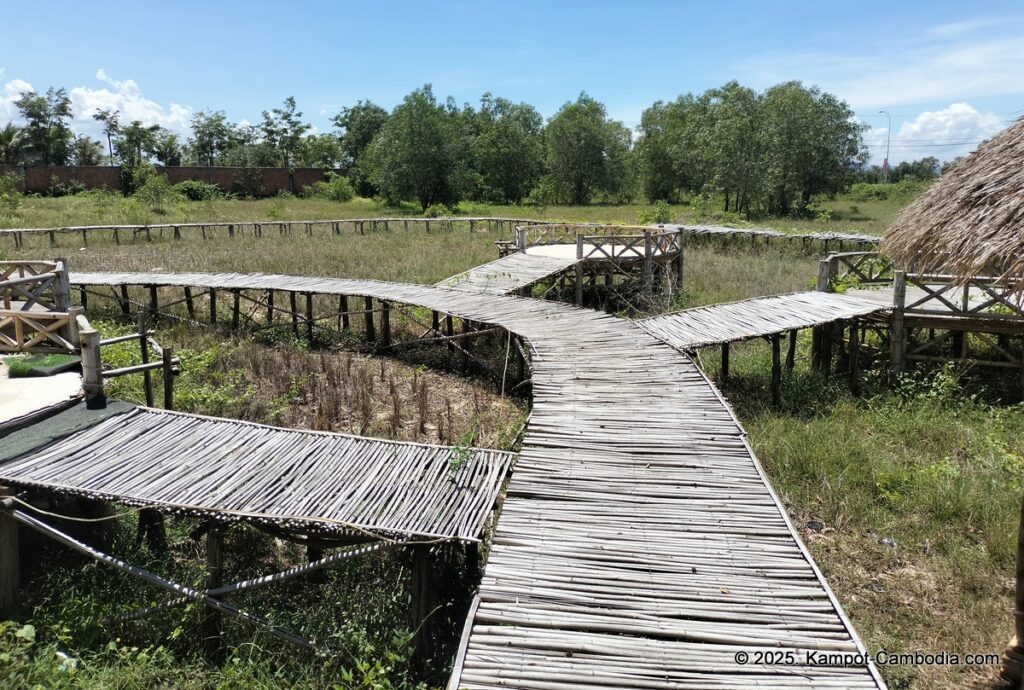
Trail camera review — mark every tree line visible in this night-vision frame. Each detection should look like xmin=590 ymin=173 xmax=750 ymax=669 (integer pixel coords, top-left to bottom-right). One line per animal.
xmin=0 ymin=81 xmax=897 ymax=213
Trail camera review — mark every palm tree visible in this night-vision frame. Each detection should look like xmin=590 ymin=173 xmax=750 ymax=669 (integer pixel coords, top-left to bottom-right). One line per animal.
xmin=0 ymin=122 xmax=25 ymax=164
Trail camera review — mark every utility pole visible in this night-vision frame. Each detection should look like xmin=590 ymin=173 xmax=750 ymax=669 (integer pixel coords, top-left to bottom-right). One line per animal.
xmin=878 ymin=110 xmax=892 ymax=183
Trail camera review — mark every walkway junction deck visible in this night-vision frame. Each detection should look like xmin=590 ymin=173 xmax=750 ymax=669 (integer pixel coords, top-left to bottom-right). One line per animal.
xmin=49 ymin=269 xmax=885 ymax=688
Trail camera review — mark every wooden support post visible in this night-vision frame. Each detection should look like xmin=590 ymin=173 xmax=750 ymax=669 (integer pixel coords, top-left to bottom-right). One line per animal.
xmin=79 ymin=286 xmax=88 ymax=310
xmin=380 ymin=300 xmax=391 ymax=348
xmin=138 ymin=312 xmax=154 ymax=407
xmin=148 ymin=285 xmax=158 ymax=318
xmin=461 ymin=319 xmax=471 ymax=373
xmin=849 ymin=320 xmax=860 ymax=395
xmin=289 ymin=291 xmax=298 ymax=336
xmin=184 ymin=287 xmax=195 ymax=320
xmin=79 ymin=323 xmax=104 ymax=404
xmin=68 ymin=306 xmax=83 ymax=347
xmin=0 ymin=488 xmax=19 ymax=620
xmin=135 ymin=509 xmax=167 ymax=554
xmin=720 ymin=342 xmax=730 ymax=382
xmin=364 ymin=296 xmax=375 ymax=342
xmin=173 ymin=225 xmax=181 ymax=240
xmin=209 ymin=289 xmax=217 ymax=324
xmin=202 ymin=522 xmax=226 ymax=662
xmin=891 ymin=270 xmax=907 ymax=376
xmin=119 ymin=285 xmax=130 ymax=316
xmin=574 ymin=266 xmax=583 ymax=306
xmin=266 ymin=290 xmax=274 ymax=324
xmin=162 ymin=347 xmax=175 ymax=410
xmin=340 ymin=295 xmax=350 ymax=331
xmin=432 ymin=310 xmax=440 ymax=336
xmin=786 ymin=330 xmax=797 ymax=370
xmin=48 ymin=229 xmax=56 ymax=246
xmin=305 ymin=292 xmax=314 ymax=343
xmin=445 ymin=315 xmax=454 ymax=353
xmin=231 ymin=290 xmax=240 ymax=331
xmin=409 ymin=544 xmax=437 ymax=677
xmin=811 ymin=259 xmax=833 ymax=370
xmin=771 ymin=334 xmax=782 ymax=406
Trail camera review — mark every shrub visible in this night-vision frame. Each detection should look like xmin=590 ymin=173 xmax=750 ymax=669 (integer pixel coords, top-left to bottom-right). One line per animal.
xmin=0 ymin=172 xmax=22 ymax=221
xmin=638 ymin=199 xmax=673 ymax=225
xmin=173 ymin=179 xmax=222 ymax=201
xmin=423 ymin=203 xmax=453 ymax=218
xmin=303 ymin=172 xmax=355 ymax=202
xmin=134 ymin=173 xmax=179 ymax=213
xmin=46 ymin=175 xmax=86 ymax=197
xmin=848 ymin=179 xmax=931 ymax=202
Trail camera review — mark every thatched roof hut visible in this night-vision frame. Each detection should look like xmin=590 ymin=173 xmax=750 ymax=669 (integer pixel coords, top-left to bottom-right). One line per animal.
xmin=882 ymin=116 xmax=1024 ymax=285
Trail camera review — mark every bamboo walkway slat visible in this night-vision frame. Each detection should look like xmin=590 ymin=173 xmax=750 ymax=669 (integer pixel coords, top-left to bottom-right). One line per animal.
xmin=0 ymin=406 xmax=512 ymax=542
xmin=438 ymin=252 xmax=580 ymax=295
xmin=638 ymin=291 xmax=891 ymax=350
xmin=64 ymin=270 xmax=884 ymax=688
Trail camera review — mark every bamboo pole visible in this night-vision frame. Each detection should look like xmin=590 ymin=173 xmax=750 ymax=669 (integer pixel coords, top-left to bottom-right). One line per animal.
xmin=138 ymin=313 xmax=154 ymax=407
xmin=203 ymin=522 xmax=226 ymax=661
xmin=890 ymin=271 xmax=906 ymax=375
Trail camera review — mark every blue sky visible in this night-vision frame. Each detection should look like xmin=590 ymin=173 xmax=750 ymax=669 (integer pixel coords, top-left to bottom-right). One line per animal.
xmin=2 ymin=0 xmax=1022 ymax=164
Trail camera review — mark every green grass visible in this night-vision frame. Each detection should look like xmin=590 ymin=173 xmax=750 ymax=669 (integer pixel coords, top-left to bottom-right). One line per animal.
xmin=1 ymin=189 xmax=909 ymax=238
xmin=5 ymin=353 xmax=80 ymax=377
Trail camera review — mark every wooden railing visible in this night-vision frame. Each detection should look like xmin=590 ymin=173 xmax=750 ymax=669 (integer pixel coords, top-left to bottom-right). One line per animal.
xmin=817 ymin=252 xmax=894 ymax=291
xmin=0 ymin=260 xmax=74 ymax=353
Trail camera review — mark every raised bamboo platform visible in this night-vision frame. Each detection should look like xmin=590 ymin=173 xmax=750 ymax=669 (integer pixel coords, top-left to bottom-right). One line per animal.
xmin=0 ymin=404 xmax=512 ymax=543
xmin=62 ymin=270 xmax=884 ymax=688
xmin=638 ymin=291 xmax=890 ymax=351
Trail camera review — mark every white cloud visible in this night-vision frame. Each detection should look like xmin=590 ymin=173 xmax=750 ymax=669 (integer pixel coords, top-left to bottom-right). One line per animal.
xmin=70 ymin=69 xmax=192 ymax=137
xmin=925 ymin=18 xmax=997 ymax=37
xmin=743 ymin=27 xmax=1024 ymax=109
xmin=861 ymin=103 xmax=1005 ymax=164
xmin=0 ymin=69 xmax=192 ymax=140
xmin=0 ymin=77 xmax=34 ymax=125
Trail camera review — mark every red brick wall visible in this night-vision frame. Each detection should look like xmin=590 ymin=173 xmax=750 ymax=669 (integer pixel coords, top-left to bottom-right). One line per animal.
xmin=0 ymin=165 xmax=336 ymax=196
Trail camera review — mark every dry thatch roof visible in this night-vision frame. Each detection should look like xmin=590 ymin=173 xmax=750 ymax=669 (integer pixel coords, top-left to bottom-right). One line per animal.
xmin=883 ymin=116 xmax=1024 ymax=284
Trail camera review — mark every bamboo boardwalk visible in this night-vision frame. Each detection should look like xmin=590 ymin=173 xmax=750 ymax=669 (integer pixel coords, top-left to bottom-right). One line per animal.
xmin=638 ymin=291 xmax=891 ymax=350
xmin=0 ymin=405 xmax=512 ymax=542
xmin=65 ymin=270 xmax=884 ymax=688
xmin=438 ymin=251 xmax=580 ymax=295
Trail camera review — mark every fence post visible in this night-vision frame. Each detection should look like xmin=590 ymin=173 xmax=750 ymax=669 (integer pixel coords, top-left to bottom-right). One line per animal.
xmin=517 ymin=226 xmax=527 ymax=253
xmin=162 ymin=347 xmax=175 ymax=410
xmin=53 ymin=259 xmax=71 ymax=312
xmin=643 ymin=230 xmax=654 ymax=288
xmin=811 ymin=259 xmax=835 ymax=370
xmin=890 ymin=270 xmax=907 ymax=376
xmin=79 ymin=319 xmax=104 ymax=405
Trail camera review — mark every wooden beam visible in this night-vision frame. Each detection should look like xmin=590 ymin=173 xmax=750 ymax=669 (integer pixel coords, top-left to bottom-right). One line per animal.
xmin=184 ymin=287 xmax=195 ymax=320
xmin=305 ymin=292 xmax=314 ymax=344
xmin=138 ymin=312 xmax=154 ymax=407
xmin=163 ymin=347 xmax=175 ymax=410
xmin=786 ymin=330 xmax=797 ymax=371
xmin=289 ymin=291 xmax=298 ymax=336
xmin=340 ymin=295 xmax=349 ymax=331
xmin=209 ymin=289 xmax=217 ymax=324
xmin=380 ymin=300 xmax=391 ymax=348
xmin=231 ymin=290 xmax=240 ymax=331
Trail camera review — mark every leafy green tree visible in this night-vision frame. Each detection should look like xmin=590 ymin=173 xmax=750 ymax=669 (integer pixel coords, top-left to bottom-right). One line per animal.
xmin=115 ymin=120 xmax=160 ymax=169
xmin=545 ymin=93 xmax=630 ymax=204
xmin=188 ymin=110 xmax=232 ymax=165
xmin=702 ymin=81 xmax=763 ymax=213
xmin=363 ymin=85 xmax=471 ymax=210
xmin=15 ymin=87 xmax=73 ymax=165
xmin=473 ymin=94 xmax=544 ymax=203
xmin=333 ymin=100 xmax=389 ymax=195
xmin=0 ymin=123 xmax=26 ymax=164
xmin=296 ymin=133 xmax=343 ymax=168
xmin=69 ymin=135 xmax=104 ymax=165
xmin=261 ymin=96 xmax=311 ymax=167
xmin=151 ymin=129 xmax=183 ymax=166
xmin=92 ymin=108 xmax=120 ymax=163
xmin=220 ymin=123 xmax=279 ymax=167
xmin=760 ymin=81 xmax=865 ymax=214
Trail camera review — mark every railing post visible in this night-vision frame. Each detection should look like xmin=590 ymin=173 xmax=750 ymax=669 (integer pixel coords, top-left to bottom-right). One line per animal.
xmin=138 ymin=312 xmax=154 ymax=407
xmin=68 ymin=306 xmax=84 ymax=348
xmin=811 ymin=258 xmax=835 ymax=370
xmin=576 ymin=235 xmax=584 ymax=261
xmin=79 ymin=318 xmax=104 ymax=405
xmin=0 ymin=487 xmax=18 ymax=620
xmin=890 ymin=270 xmax=907 ymax=376
xmin=517 ymin=226 xmax=527 ymax=253
xmin=674 ymin=230 xmax=685 ymax=293
xmin=53 ymin=259 xmax=71 ymax=312
xmin=643 ymin=230 xmax=654 ymax=289
xmin=162 ymin=347 xmax=175 ymax=410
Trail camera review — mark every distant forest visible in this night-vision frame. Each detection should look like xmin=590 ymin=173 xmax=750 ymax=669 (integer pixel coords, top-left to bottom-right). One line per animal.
xmin=0 ymin=82 xmax=944 ymax=213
